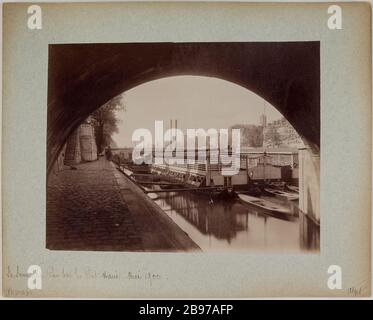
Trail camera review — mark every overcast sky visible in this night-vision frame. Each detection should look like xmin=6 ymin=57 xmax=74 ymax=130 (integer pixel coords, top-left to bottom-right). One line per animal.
xmin=112 ymin=76 xmax=283 ymax=147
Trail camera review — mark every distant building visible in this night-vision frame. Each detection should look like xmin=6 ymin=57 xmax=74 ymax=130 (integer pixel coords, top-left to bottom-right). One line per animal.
xmin=263 ymin=117 xmax=304 ymax=148
xmin=64 ymin=116 xmax=98 ymax=165
xmin=240 ymin=147 xmax=299 ymax=184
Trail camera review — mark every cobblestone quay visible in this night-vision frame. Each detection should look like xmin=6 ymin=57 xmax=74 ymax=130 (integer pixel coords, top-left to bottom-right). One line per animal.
xmin=47 ymin=157 xmax=199 ymax=252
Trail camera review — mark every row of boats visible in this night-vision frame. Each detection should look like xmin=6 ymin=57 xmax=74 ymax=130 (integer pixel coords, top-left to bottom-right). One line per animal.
xmin=115 ymin=161 xmax=300 ymax=220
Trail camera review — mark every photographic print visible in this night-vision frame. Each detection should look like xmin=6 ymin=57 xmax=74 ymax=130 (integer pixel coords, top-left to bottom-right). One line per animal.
xmin=2 ymin=1 xmax=371 ymax=298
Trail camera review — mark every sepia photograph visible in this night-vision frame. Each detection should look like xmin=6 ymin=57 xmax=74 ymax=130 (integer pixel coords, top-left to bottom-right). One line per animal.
xmin=46 ymin=42 xmax=320 ymax=253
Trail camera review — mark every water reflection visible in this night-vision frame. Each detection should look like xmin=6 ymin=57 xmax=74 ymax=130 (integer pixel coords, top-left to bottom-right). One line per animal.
xmin=147 ymin=189 xmax=319 ymax=253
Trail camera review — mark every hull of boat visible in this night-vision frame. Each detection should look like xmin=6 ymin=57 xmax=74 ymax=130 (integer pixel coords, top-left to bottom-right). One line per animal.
xmin=286 ymin=185 xmax=299 ymax=193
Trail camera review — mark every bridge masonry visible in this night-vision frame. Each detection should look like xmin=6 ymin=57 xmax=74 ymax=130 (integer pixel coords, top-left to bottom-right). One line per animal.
xmin=46 ymin=157 xmax=200 ymax=251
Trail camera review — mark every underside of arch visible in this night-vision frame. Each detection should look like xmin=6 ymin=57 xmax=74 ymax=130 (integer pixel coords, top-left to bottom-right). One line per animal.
xmin=47 ymin=42 xmax=320 ymax=175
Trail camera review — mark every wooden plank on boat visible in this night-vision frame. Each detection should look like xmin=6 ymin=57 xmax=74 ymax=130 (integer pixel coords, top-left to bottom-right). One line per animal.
xmin=238 ymin=194 xmax=292 ymax=215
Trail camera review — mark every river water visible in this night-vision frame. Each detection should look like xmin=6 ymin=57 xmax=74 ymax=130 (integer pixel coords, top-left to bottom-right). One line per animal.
xmin=145 ymin=187 xmax=320 ymax=253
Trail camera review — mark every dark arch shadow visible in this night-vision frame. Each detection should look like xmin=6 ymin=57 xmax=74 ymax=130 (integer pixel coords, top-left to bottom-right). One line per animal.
xmin=47 ymin=42 xmax=320 ymax=175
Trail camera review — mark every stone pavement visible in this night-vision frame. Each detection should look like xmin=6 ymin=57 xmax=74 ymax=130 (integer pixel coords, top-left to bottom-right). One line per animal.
xmin=46 ymin=157 xmax=199 ymax=252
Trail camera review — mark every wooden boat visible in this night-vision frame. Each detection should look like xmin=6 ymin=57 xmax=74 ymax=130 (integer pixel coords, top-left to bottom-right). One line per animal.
xmin=264 ymin=188 xmax=299 ymax=201
xmin=238 ymin=194 xmax=293 ymax=216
